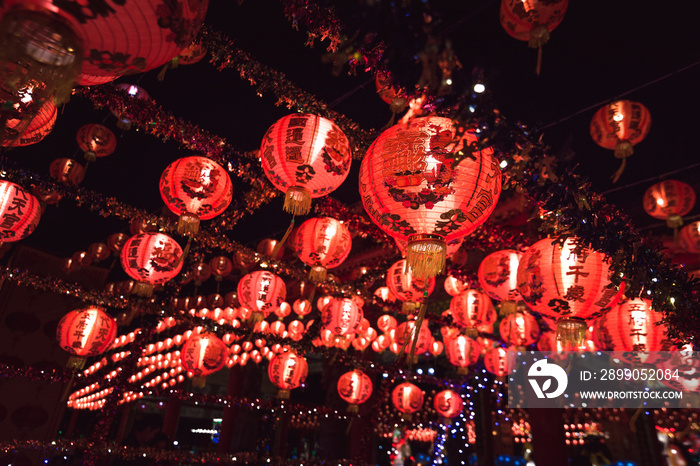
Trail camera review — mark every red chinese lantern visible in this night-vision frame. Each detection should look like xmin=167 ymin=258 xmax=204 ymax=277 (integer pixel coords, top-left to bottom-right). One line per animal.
xmin=321 ymin=297 xmax=363 ymax=336
xmin=159 ymin=156 xmax=233 ymax=235
xmin=292 ymin=217 xmax=352 ymax=282
xmin=0 ymin=180 xmax=41 ymax=242
xmin=484 ymin=347 xmax=509 ymax=378
xmin=267 ymin=351 xmax=308 ymax=399
xmin=120 ymin=232 xmax=184 ymax=296
xmin=1 ymin=99 xmax=57 ymax=148
xmin=590 ymin=100 xmax=651 ymax=182
xmin=237 ymin=271 xmax=287 ymax=320
xmin=678 ymin=221 xmax=700 ymax=253
xmin=49 ymin=158 xmax=85 ymax=185
xmin=209 ymin=256 xmax=233 ymax=280
xmin=110 ymin=83 xmax=150 ymax=129
xmin=180 ymin=333 xmax=227 ymax=386
xmin=337 ymin=369 xmax=373 ymax=412
xmin=444 ymin=334 xmax=481 ymax=374
xmin=499 ymin=311 xmax=540 ymax=348
xmin=386 ymin=259 xmax=436 ymax=313
xmin=260 ymin=113 xmax=352 ymax=215
xmin=395 ymin=319 xmax=433 ymax=356
xmin=643 ymin=180 xmax=696 ymax=230
xmin=499 ymin=0 xmax=568 ymax=75
xmin=449 ymin=289 xmax=497 ymax=336
xmin=360 ymin=116 xmax=502 ymax=280
xmin=76 ymin=124 xmax=116 ymax=162
xmin=517 ymin=236 xmax=625 ymax=348
xmin=434 ymin=389 xmax=463 ymax=419
xmin=478 ymin=249 xmax=522 ymax=314
xmin=444 ymin=274 xmax=467 ymax=297
xmin=391 ymin=382 xmax=424 ymax=417
xmin=56 ymin=306 xmax=116 ymax=369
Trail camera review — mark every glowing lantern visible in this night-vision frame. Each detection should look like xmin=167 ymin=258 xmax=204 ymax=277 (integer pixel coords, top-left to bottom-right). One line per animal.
xmin=321 ymin=297 xmax=363 ymax=336
xmin=449 ymin=289 xmax=497 ymax=336
xmin=292 ymin=217 xmax=352 ymax=282
xmin=49 ymin=158 xmax=85 ymax=185
xmin=444 ymin=334 xmax=481 ymax=374
xmin=267 ymin=352 xmax=308 ymax=399
xmin=395 ymin=320 xmax=432 ymax=356
xmin=499 ymin=0 xmax=568 ymax=74
xmin=391 ymin=382 xmax=424 ymax=417
xmin=477 ymin=249 xmax=522 ymax=314
xmin=386 ymin=259 xmax=436 ymax=313
xmin=434 ymin=389 xmax=463 ymax=419
xmin=337 ymin=369 xmax=373 ymax=412
xmin=76 ymin=124 xmax=116 ymax=162
xmin=260 ymin=113 xmax=352 ymax=215
xmin=209 ymin=256 xmax=233 ymax=280
xmin=1 ymin=99 xmax=56 ymax=148
xmin=237 ymin=271 xmax=286 ymax=320
xmin=517 ymin=236 xmax=625 ymax=348
xmin=120 ymin=232 xmax=184 ymax=296
xmin=159 ymin=156 xmax=233 ymax=235
xmin=484 ymin=347 xmax=509 ymax=377
xmin=444 ymin=274 xmax=467 ymax=297
xmin=678 ymin=221 xmax=700 ymax=253
xmin=360 ymin=116 xmax=501 ymax=280
xmin=180 ymin=333 xmax=227 ymax=387
xmin=643 ymin=180 xmax=695 ymax=230
xmin=499 ymin=311 xmax=540 ymax=348
xmin=590 ymin=100 xmax=651 ymax=182
xmin=0 ymin=180 xmax=41 ymax=242
xmin=110 ymin=84 xmax=150 ymax=129
xmin=56 ymin=306 xmax=116 ymax=369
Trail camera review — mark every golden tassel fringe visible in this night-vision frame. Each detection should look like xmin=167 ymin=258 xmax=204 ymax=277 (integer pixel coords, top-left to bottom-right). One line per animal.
xmin=406 ymin=235 xmax=446 ymax=280
xmin=133 ymin=281 xmax=154 ymax=297
xmin=614 ymin=140 xmax=634 ymax=159
xmin=555 ymin=317 xmax=587 ymax=352
xmin=499 ymin=300 xmax=517 ymax=316
xmin=177 ymin=212 xmax=200 ymax=236
xmin=277 ymin=389 xmax=291 ymax=400
xmin=465 ymin=328 xmax=479 ymax=338
xmin=309 ymin=266 xmax=327 ymax=283
xmin=192 ymin=376 xmax=206 ymax=388
xmin=284 ymin=186 xmax=312 ymax=216
xmin=66 ymin=356 xmax=86 ymax=370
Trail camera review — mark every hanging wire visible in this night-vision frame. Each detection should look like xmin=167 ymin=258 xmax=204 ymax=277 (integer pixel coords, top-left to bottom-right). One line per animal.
xmin=601 ymin=162 xmax=700 ymax=196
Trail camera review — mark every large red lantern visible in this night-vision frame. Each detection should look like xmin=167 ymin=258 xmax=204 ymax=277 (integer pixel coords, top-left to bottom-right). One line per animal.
xmin=449 ymin=289 xmax=497 ymax=336
xmin=292 ymin=217 xmax=352 ymax=282
xmin=434 ymin=389 xmax=463 ymax=419
xmin=0 ymin=180 xmax=41 ymax=242
xmin=260 ymin=113 xmax=352 ymax=215
xmin=159 ymin=156 xmax=233 ymax=235
xmin=180 ymin=333 xmax=227 ymax=386
xmin=360 ymin=117 xmax=502 ymax=280
xmin=386 ymin=259 xmax=436 ymax=313
xmin=594 ymin=299 xmax=673 ymax=356
xmin=517 ymin=236 xmax=625 ymax=348
xmin=391 ymin=382 xmax=424 ymax=417
xmin=321 ymin=297 xmax=363 ymax=336
xmin=1 ymin=99 xmax=57 ymax=148
xmin=678 ymin=221 xmax=700 ymax=253
xmin=499 ymin=311 xmax=540 ymax=348
xmin=478 ymin=249 xmax=522 ymax=314
xmin=76 ymin=124 xmax=116 ymax=162
xmin=237 ymin=271 xmax=287 ymax=320
xmin=484 ymin=347 xmax=509 ymax=378
xmin=268 ymin=351 xmax=308 ymax=399
xmin=590 ymin=100 xmax=651 ymax=182
xmin=444 ymin=334 xmax=482 ymax=374
xmin=56 ymin=306 xmax=116 ymax=369
xmin=120 ymin=232 xmax=184 ymax=296
xmin=643 ymin=180 xmax=696 ymax=230
xmin=337 ymin=369 xmax=373 ymax=412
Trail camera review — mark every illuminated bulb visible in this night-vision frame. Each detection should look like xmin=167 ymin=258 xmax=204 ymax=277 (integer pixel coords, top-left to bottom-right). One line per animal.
xmin=473 ymin=83 xmax=486 ymax=93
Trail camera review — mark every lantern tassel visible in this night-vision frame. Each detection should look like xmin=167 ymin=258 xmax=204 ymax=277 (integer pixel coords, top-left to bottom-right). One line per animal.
xmin=406 ymin=234 xmax=446 ymax=280
xmin=284 ymin=186 xmax=312 ymax=216
xmin=66 ymin=356 xmax=86 ymax=370
xmin=192 ymin=376 xmax=206 ymax=388
xmin=271 ymin=217 xmax=295 ymax=259
xmin=309 ymin=266 xmax=327 ymax=283
xmin=177 ymin=212 xmax=201 ymax=236
xmin=611 ymin=158 xmax=627 ymax=184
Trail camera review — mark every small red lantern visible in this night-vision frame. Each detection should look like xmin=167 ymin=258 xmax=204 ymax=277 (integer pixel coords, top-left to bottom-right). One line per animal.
xmin=260 ymin=113 xmax=352 ymax=215
xmin=499 ymin=311 xmax=540 ymax=348
xmin=484 ymin=347 xmax=509 ymax=378
xmin=292 ymin=217 xmax=352 ymax=282
xmin=180 ymin=333 xmax=227 ymax=386
xmin=434 ymin=389 xmax=463 ymax=419
xmin=209 ymin=256 xmax=233 ymax=280
xmin=449 ymin=289 xmax=497 ymax=336
xmin=1 ymin=99 xmax=57 ymax=148
xmin=444 ymin=334 xmax=481 ymax=374
xmin=395 ymin=319 xmax=432 ymax=356
xmin=76 ymin=124 xmax=117 ymax=162
xmin=678 ymin=221 xmax=700 ymax=253
xmin=268 ymin=351 xmax=308 ymax=399
xmin=386 ymin=259 xmax=436 ymax=313
xmin=360 ymin=117 xmax=502 ymax=280
xmin=590 ymin=100 xmax=652 ymax=182
xmin=478 ymin=249 xmax=522 ymax=314
xmin=56 ymin=306 xmax=116 ymax=369
xmin=237 ymin=271 xmax=287 ymax=320
xmin=120 ymin=232 xmax=184 ymax=296
xmin=0 ymin=180 xmax=41 ymax=242
xmin=643 ymin=180 xmax=696 ymax=230
xmin=49 ymin=158 xmax=85 ymax=185
xmin=337 ymin=369 xmax=373 ymax=412
xmin=321 ymin=297 xmax=363 ymax=336
xmin=159 ymin=156 xmax=233 ymax=235
xmin=443 ymin=274 xmax=467 ymax=297
xmin=391 ymin=382 xmax=424 ymax=417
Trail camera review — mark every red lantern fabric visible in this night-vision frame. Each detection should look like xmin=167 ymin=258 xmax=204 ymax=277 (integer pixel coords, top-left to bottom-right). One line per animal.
xmin=433 ymin=389 xmax=463 ymax=419
xmin=499 ymin=311 xmax=540 ymax=347
xmin=120 ymin=232 xmax=183 ymax=291
xmin=449 ymin=289 xmax=497 ymax=332
xmin=443 ymin=274 xmax=467 ymax=297
xmin=517 ymin=236 xmax=625 ymax=321
xmin=49 ymin=158 xmax=85 ymax=185
xmin=0 ymin=180 xmax=41 ymax=242
xmin=643 ymin=180 xmax=696 ymax=228
xmin=678 ymin=221 xmax=700 ymax=253
xmin=1 ymin=99 xmax=57 ymax=148
xmin=180 ymin=333 xmax=227 ymax=377
xmin=76 ymin=124 xmax=116 ymax=161
xmin=478 ymin=249 xmax=522 ymax=302
xmin=590 ymin=100 xmax=651 ymax=157
xmin=386 ymin=259 xmax=436 ymax=310
xmin=159 ymin=156 xmax=233 ymax=234
xmin=391 ymin=382 xmax=424 ymax=415
xmin=337 ymin=369 xmax=373 ymax=406
xmin=268 ymin=352 xmax=308 ymax=393
xmin=484 ymin=347 xmax=509 ymax=377
xmin=395 ymin=320 xmax=432 ymax=355
xmin=321 ymin=297 xmax=363 ymax=336
xmin=593 ymin=299 xmax=673 ymax=353
xmin=359 ymin=116 xmax=502 ymax=279
xmin=260 ymin=113 xmax=352 ymax=215
xmin=292 ymin=217 xmax=352 ymax=282
xmin=56 ymin=306 xmax=116 ymax=357
xmin=237 ymin=271 xmax=287 ymax=318
xmin=499 ymin=0 xmax=568 ymax=44
xmin=444 ymin=334 xmax=481 ymax=372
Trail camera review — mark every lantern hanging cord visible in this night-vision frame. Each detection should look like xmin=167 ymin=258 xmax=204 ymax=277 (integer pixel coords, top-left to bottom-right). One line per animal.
xmin=601 ymin=161 xmax=700 ymax=196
